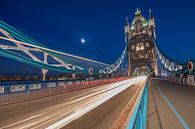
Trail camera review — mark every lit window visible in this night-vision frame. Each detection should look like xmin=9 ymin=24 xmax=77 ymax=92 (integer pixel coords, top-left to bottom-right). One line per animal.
xmin=142 ymin=30 xmax=146 ymax=34
xmin=145 ymin=54 xmax=149 ymax=58
xmin=136 ymin=45 xmax=144 ymax=51
xmin=131 ymin=45 xmax=134 ymax=49
xmin=146 ymin=42 xmax=149 ymax=47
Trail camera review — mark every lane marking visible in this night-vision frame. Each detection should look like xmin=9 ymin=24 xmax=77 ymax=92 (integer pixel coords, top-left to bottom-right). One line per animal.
xmin=1 ymin=113 xmax=47 ymax=129
xmin=19 ymin=121 xmax=40 ymax=129
xmin=154 ymin=83 xmax=190 ymax=129
xmin=31 ymin=110 xmax=75 ymax=129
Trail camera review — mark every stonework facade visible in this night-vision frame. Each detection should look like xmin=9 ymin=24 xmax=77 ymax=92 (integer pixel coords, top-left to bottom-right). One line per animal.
xmin=125 ymin=9 xmax=157 ymax=76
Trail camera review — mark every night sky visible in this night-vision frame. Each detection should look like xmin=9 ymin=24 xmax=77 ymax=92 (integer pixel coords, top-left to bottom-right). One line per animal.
xmin=0 ymin=0 xmax=195 ymax=75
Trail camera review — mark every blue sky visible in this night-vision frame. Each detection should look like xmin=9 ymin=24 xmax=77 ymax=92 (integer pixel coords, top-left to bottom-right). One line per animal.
xmin=0 ymin=0 xmax=195 ymax=75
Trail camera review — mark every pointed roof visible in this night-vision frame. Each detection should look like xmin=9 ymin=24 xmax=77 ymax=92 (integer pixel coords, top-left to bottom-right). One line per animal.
xmin=130 ymin=8 xmax=148 ymax=30
xmin=149 ymin=9 xmax=154 ymax=18
xmin=125 ymin=16 xmax=129 ymax=26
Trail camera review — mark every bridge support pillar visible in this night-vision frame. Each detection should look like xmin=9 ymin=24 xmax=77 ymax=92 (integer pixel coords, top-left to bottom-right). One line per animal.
xmin=41 ymin=68 xmax=48 ymax=81
xmin=154 ymin=59 xmax=158 ymax=76
xmin=72 ymin=74 xmax=76 ymax=79
xmin=187 ymin=75 xmax=195 ymax=86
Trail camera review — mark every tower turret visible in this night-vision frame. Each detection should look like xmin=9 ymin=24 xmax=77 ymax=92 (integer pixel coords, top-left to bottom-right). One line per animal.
xmin=126 ymin=8 xmax=157 ymax=76
xmin=124 ymin=16 xmax=130 ymax=43
xmin=148 ymin=9 xmax=156 ymax=39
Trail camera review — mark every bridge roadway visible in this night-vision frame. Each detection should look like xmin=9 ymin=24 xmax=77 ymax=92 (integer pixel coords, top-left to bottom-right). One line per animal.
xmin=0 ymin=76 xmax=146 ymax=129
xmin=148 ymin=78 xmax=195 ymax=129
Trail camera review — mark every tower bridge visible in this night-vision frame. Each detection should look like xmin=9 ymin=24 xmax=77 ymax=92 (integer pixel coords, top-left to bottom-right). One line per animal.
xmin=0 ymin=9 xmax=194 ymax=129
xmin=125 ymin=9 xmax=157 ymax=76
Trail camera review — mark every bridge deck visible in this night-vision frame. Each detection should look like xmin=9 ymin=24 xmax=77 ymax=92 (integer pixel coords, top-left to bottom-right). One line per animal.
xmin=148 ymin=78 xmax=195 ymax=129
xmin=0 ymin=77 xmax=146 ymax=129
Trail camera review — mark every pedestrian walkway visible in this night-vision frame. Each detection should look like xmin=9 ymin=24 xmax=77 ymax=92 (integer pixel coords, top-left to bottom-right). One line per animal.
xmin=147 ymin=78 xmax=193 ymax=129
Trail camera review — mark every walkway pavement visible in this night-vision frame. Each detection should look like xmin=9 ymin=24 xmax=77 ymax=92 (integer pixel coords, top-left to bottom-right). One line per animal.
xmin=148 ymin=78 xmax=195 ymax=129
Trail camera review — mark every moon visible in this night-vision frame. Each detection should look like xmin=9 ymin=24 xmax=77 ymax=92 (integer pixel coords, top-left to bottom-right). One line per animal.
xmin=80 ymin=38 xmax=86 ymax=44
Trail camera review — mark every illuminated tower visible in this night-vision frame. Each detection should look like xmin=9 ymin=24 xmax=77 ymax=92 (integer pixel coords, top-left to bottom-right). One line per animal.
xmin=148 ymin=9 xmax=156 ymax=40
xmin=125 ymin=8 xmax=157 ymax=76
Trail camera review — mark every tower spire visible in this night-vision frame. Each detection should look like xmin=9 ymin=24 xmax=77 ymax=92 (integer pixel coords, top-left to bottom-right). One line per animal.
xmin=125 ymin=16 xmax=129 ymax=25
xmin=124 ymin=16 xmax=130 ymax=43
xmin=149 ymin=9 xmax=152 ymax=18
xmin=135 ymin=8 xmax=141 ymax=15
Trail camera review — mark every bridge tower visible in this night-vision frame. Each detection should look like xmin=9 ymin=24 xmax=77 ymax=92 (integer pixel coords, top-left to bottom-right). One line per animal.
xmin=125 ymin=9 xmax=157 ymax=76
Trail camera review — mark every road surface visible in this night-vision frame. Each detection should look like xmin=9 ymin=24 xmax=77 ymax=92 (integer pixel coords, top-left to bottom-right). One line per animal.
xmin=0 ymin=76 xmax=146 ymax=129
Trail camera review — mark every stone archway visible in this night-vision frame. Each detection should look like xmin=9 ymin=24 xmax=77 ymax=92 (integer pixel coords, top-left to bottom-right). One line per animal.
xmin=133 ymin=65 xmax=151 ymax=76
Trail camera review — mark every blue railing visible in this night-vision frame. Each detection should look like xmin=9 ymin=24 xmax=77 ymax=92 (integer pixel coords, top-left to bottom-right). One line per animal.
xmin=0 ymin=79 xmax=85 ymax=95
xmin=0 ymin=77 xmax=126 ymax=95
xmin=0 ymin=77 xmax=127 ymax=104
xmin=127 ymin=81 xmax=148 ymax=129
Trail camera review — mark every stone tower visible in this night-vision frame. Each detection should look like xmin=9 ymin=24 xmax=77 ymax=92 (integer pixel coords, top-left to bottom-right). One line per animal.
xmin=125 ymin=9 xmax=157 ymax=76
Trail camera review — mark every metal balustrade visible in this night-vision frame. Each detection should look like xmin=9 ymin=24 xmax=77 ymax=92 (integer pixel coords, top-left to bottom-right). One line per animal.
xmin=0 ymin=77 xmax=128 ymax=104
xmin=127 ymin=81 xmax=148 ymax=129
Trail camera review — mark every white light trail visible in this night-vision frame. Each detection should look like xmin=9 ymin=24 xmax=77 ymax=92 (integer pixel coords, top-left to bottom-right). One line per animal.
xmin=46 ymin=76 xmax=147 ymax=129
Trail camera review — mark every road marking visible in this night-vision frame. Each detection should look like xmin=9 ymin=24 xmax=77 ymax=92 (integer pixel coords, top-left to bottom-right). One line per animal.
xmin=31 ymin=110 xmax=75 ymax=129
xmin=154 ymin=83 xmax=190 ymax=129
xmin=63 ymin=81 xmax=133 ymax=106
xmin=46 ymin=76 xmax=147 ymax=129
xmin=19 ymin=121 xmax=40 ymax=129
xmin=1 ymin=113 xmax=46 ymax=129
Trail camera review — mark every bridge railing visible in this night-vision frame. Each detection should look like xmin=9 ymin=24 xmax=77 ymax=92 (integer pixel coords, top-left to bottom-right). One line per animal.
xmin=0 ymin=77 xmax=128 ymax=104
xmin=126 ymin=81 xmax=148 ymax=129
xmin=157 ymin=75 xmax=195 ymax=86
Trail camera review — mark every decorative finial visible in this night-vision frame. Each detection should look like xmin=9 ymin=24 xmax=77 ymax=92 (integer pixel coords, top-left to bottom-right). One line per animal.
xmin=135 ymin=8 xmax=141 ymax=15
xmin=149 ymin=9 xmax=152 ymax=18
xmin=125 ymin=16 xmax=129 ymax=25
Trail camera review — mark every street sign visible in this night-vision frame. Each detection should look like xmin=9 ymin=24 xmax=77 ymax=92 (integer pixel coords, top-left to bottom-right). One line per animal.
xmin=10 ymin=85 xmax=25 ymax=92
xmin=29 ymin=83 xmax=41 ymax=90
xmin=0 ymin=86 xmax=4 ymax=94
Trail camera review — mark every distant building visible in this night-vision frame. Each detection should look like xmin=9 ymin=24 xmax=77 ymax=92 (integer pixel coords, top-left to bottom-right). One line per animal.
xmin=125 ymin=9 xmax=158 ymax=76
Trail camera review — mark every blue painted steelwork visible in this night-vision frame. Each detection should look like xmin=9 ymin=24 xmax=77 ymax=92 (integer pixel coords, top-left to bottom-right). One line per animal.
xmin=127 ymin=81 xmax=148 ymax=129
xmin=0 ymin=20 xmax=111 ymax=74
xmin=0 ymin=77 xmax=119 ymax=95
xmin=0 ymin=79 xmax=86 ymax=94
xmin=0 ymin=20 xmax=127 ymax=75
xmin=153 ymin=39 xmax=191 ymax=76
